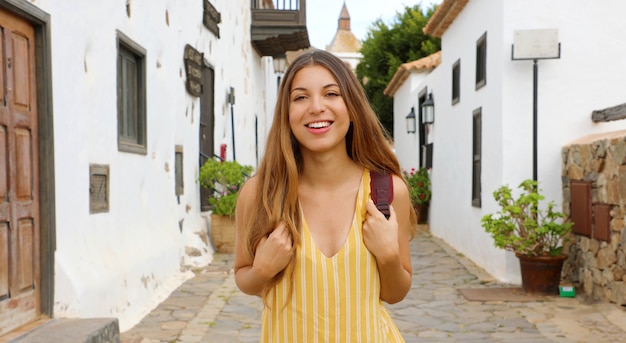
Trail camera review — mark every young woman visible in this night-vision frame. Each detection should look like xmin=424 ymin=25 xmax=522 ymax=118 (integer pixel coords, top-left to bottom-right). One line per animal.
xmin=234 ymin=49 xmax=416 ymax=342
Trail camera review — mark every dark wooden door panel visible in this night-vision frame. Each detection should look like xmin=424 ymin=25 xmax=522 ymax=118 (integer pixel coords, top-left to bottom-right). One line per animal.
xmin=0 ymin=126 xmax=7 ymax=201
xmin=16 ymin=219 xmax=34 ymax=292
xmin=0 ymin=27 xmax=4 ymax=109
xmin=15 ymin=128 xmax=32 ymax=201
xmin=11 ymin=32 xmax=31 ymax=112
xmin=0 ymin=222 xmax=8 ymax=300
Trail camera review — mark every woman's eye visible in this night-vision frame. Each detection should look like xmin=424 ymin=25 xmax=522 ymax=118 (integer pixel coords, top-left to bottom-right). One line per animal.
xmin=292 ymin=95 xmax=306 ymax=101
xmin=326 ymin=91 xmax=340 ymax=97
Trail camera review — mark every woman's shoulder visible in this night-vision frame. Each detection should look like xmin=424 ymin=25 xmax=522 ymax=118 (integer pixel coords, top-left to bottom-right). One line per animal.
xmin=391 ymin=173 xmax=409 ymax=197
xmin=238 ymin=174 xmax=260 ymax=204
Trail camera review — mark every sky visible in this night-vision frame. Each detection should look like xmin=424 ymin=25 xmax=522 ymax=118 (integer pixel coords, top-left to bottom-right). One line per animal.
xmin=306 ymin=0 xmax=443 ymax=49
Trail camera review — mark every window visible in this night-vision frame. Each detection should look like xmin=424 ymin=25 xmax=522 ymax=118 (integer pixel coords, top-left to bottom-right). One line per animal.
xmin=452 ymin=59 xmax=460 ymax=105
xmin=117 ymin=31 xmax=147 ymax=154
xmin=422 ymin=143 xmax=433 ymax=169
xmin=476 ymin=32 xmax=487 ymax=89
xmin=472 ymin=108 xmax=482 ymax=207
xmin=175 ymin=146 xmax=184 ymax=196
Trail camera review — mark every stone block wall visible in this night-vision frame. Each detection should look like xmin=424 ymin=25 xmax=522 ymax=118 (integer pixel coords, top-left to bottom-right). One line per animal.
xmin=562 ymin=130 xmax=626 ymax=305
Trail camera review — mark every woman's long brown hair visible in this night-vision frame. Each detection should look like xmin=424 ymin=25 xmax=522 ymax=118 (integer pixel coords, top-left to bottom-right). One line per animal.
xmin=242 ymin=49 xmax=417 ymax=303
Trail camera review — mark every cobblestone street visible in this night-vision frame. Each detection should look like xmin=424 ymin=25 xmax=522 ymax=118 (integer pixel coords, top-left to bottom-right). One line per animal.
xmin=122 ymin=229 xmax=626 ymax=342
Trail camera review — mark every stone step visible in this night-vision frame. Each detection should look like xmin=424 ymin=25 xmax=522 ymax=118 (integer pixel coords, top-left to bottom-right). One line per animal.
xmin=4 ymin=318 xmax=120 ymax=343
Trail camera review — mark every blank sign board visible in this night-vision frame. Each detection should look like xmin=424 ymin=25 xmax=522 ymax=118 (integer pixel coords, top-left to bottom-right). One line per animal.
xmin=512 ymin=29 xmax=560 ymax=60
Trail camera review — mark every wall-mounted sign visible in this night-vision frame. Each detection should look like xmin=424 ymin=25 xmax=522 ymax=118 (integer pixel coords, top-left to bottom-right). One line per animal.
xmin=512 ymin=29 xmax=560 ymax=60
xmin=203 ymin=0 xmax=221 ymax=38
xmin=90 ymin=164 xmax=110 ymax=214
xmin=184 ymin=44 xmax=203 ymax=97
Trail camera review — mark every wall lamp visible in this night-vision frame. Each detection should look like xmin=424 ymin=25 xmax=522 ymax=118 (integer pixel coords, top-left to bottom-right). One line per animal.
xmin=405 ymin=106 xmax=416 ymax=134
xmin=422 ymin=93 xmax=435 ymax=124
xmin=273 ymin=54 xmax=287 ymax=73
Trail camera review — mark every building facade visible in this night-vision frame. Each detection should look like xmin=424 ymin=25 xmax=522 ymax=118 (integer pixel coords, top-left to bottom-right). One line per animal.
xmin=0 ymin=0 xmax=308 ymax=335
xmin=389 ymin=0 xmax=626 ymax=284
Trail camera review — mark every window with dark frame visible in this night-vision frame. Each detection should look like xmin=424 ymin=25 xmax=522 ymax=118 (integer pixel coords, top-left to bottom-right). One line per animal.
xmin=423 ymin=143 xmax=433 ymax=169
xmin=476 ymin=32 xmax=487 ymax=89
xmin=472 ymin=108 xmax=482 ymax=207
xmin=452 ymin=59 xmax=460 ymax=104
xmin=117 ymin=31 xmax=147 ymax=154
xmin=175 ymin=146 xmax=184 ymax=196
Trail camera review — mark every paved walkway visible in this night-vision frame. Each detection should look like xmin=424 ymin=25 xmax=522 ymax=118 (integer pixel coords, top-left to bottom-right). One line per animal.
xmin=121 ymin=229 xmax=626 ymax=342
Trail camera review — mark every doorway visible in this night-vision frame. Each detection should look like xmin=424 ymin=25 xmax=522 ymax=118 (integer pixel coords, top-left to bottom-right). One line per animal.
xmin=0 ymin=2 xmax=54 ymax=336
xmin=0 ymin=6 xmax=41 ymax=335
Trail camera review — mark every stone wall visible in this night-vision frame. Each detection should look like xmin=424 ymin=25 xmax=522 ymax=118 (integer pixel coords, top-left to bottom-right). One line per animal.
xmin=562 ymin=130 xmax=626 ymax=305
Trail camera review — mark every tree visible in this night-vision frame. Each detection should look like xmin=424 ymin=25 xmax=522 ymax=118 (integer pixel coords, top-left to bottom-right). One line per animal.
xmin=356 ymin=4 xmax=440 ymax=137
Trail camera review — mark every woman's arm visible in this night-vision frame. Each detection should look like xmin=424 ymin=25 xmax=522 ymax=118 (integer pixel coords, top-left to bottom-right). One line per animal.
xmin=233 ymin=177 xmax=293 ymax=296
xmin=363 ymin=175 xmax=413 ymax=304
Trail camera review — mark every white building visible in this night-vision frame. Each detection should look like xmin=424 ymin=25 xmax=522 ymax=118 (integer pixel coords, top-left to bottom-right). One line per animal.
xmin=0 ymin=0 xmax=308 ymax=336
xmin=388 ymin=0 xmax=626 ymax=284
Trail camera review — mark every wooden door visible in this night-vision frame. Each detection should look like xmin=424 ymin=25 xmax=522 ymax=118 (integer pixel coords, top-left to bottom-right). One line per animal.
xmin=0 ymin=7 xmax=41 ymax=335
xmin=199 ymin=64 xmax=215 ymax=211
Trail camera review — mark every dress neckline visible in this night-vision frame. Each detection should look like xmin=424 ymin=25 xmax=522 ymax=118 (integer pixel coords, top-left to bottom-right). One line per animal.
xmin=300 ymin=169 xmax=367 ymax=259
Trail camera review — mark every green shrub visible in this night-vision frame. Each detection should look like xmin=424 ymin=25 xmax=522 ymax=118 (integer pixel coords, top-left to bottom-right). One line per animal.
xmin=481 ymin=179 xmax=573 ymax=257
xmin=199 ymin=158 xmax=253 ymax=216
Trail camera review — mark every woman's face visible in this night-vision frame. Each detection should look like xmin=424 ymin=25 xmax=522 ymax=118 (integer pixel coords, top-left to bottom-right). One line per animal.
xmin=288 ymin=65 xmax=351 ymax=156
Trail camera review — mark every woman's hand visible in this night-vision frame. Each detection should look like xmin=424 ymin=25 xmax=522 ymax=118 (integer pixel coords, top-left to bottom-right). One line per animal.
xmin=363 ymin=200 xmax=400 ymax=263
xmin=362 ymin=174 xmax=413 ymax=304
xmin=234 ymin=177 xmax=294 ymax=296
xmin=252 ymin=221 xmax=294 ymax=281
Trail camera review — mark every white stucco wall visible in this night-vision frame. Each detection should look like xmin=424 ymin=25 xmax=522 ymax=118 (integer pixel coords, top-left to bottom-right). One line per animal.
xmin=397 ymin=0 xmax=626 ymax=284
xmin=426 ymin=0 xmax=513 ymax=282
xmin=28 ymin=0 xmax=275 ymax=330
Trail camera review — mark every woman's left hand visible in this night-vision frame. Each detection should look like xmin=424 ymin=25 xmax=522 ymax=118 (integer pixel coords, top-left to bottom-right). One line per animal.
xmin=362 ymin=200 xmax=400 ymax=263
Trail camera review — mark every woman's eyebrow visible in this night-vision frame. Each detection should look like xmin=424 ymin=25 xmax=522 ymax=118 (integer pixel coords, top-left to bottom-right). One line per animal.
xmin=290 ymin=86 xmax=307 ymax=94
xmin=290 ymin=83 xmax=339 ymax=93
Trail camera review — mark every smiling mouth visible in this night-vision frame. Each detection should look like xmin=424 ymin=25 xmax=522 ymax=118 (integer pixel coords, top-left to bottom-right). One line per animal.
xmin=306 ymin=121 xmax=332 ymax=129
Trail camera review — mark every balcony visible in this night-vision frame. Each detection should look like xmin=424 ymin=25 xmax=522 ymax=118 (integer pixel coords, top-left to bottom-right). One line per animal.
xmin=251 ymin=0 xmax=310 ymax=57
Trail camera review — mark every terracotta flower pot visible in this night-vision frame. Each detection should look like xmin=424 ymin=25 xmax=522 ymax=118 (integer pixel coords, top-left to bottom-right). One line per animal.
xmin=210 ymin=214 xmax=236 ymax=253
xmin=516 ymin=253 xmax=566 ymax=295
xmin=414 ymin=203 xmax=429 ymax=224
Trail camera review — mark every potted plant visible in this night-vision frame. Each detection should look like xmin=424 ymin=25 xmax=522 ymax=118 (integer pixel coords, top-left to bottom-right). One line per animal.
xmin=403 ymin=167 xmax=431 ymax=223
xmin=199 ymin=157 xmax=253 ymax=253
xmin=481 ymin=179 xmax=573 ymax=294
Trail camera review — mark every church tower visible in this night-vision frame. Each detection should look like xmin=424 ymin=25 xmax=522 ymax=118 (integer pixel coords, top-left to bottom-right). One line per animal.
xmin=326 ymin=2 xmax=362 ymax=71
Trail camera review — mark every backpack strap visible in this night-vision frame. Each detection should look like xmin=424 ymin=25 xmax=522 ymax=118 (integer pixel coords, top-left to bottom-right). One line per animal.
xmin=370 ymin=170 xmax=394 ymax=219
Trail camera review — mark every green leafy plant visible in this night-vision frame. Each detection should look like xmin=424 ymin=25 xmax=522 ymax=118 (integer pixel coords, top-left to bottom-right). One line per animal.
xmin=199 ymin=158 xmax=253 ymax=217
xmin=403 ymin=167 xmax=431 ymax=206
xmin=481 ymin=179 xmax=573 ymax=257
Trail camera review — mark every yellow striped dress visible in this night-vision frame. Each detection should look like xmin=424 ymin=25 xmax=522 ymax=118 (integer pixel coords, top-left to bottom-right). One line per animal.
xmin=260 ymin=169 xmax=405 ymax=342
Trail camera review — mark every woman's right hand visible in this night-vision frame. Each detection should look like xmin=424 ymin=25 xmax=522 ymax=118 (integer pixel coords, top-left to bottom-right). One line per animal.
xmin=252 ymin=221 xmax=294 ymax=280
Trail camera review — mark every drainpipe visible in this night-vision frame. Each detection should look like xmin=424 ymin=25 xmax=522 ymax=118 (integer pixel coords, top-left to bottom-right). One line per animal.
xmin=228 ymin=87 xmax=236 ymax=160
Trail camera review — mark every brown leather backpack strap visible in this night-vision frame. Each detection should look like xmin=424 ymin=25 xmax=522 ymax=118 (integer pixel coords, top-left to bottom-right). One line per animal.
xmin=370 ymin=170 xmax=394 ymax=219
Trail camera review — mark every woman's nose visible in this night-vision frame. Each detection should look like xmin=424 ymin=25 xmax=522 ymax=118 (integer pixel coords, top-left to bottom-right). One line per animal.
xmin=309 ymin=96 xmax=325 ymax=113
